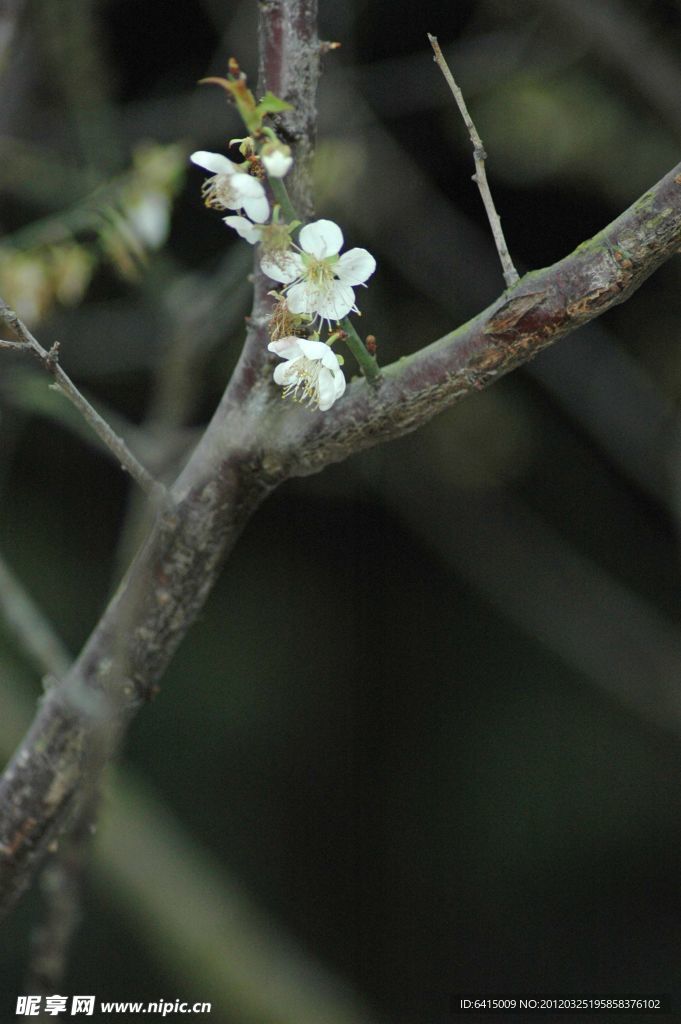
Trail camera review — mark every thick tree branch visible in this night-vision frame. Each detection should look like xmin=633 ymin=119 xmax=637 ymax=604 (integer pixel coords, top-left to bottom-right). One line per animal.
xmin=268 ymin=161 xmax=681 ymax=475
xmin=1 ymin=66 xmax=681 ymax=919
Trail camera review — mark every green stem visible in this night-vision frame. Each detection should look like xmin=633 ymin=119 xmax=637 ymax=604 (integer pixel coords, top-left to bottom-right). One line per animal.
xmin=341 ymin=317 xmax=382 ymax=386
xmin=268 ymin=176 xmax=299 ymax=229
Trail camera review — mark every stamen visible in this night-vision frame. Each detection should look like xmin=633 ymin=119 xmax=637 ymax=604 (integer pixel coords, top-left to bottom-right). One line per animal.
xmin=281 ymin=357 xmax=322 ymax=408
xmin=202 ymin=175 xmax=236 ymax=211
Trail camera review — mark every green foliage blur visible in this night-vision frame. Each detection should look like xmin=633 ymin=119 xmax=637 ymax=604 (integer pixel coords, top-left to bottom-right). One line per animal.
xmin=1 ymin=0 xmax=681 ymax=1020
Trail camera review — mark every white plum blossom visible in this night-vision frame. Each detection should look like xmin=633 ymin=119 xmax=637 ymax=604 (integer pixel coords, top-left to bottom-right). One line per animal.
xmin=190 ymin=151 xmax=269 ymax=223
xmin=261 ymin=219 xmax=376 ymax=323
xmin=261 ymin=142 xmax=293 ymax=178
xmin=268 ymin=336 xmax=346 ymax=411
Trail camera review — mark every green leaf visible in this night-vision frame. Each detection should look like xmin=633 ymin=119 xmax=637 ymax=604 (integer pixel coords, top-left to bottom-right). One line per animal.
xmin=255 ymin=92 xmax=294 ymax=118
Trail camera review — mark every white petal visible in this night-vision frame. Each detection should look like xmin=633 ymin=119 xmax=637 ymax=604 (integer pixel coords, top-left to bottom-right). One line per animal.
xmin=190 ymin=151 xmax=236 ymax=176
xmin=319 ymin=345 xmax=343 ymax=372
xmin=335 ymin=247 xmax=376 ymax=286
xmin=313 ymin=281 xmax=355 ymax=321
xmin=223 ymin=216 xmax=261 ymax=243
xmin=317 ymin=365 xmax=346 ymax=411
xmin=232 ymin=175 xmax=266 ymax=198
xmin=285 ymin=280 xmax=317 ymax=314
xmin=268 ymin=337 xmax=305 ymax=360
xmin=242 ymin=193 xmax=270 ymax=223
xmin=299 ymin=219 xmax=343 ymax=258
xmin=273 ymin=360 xmax=301 ymax=386
xmin=261 ymin=252 xmax=303 ymax=284
xmin=296 ymin=338 xmax=333 ymax=362
xmin=262 ymin=150 xmax=293 ymax=178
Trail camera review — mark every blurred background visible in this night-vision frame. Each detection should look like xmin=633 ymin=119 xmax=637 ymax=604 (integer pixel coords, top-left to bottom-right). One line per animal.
xmin=1 ymin=0 xmax=681 ymax=1021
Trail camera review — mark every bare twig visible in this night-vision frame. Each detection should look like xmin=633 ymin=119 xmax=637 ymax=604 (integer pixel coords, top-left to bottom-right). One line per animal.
xmin=428 ymin=33 xmax=519 ymax=288
xmin=0 ymin=300 xmax=165 ymax=500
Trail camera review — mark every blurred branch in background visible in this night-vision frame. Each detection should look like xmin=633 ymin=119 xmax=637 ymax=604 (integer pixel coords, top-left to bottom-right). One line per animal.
xmin=0 ymin=550 xmax=71 ymax=682
xmin=0 ymin=0 xmax=25 ymax=71
xmin=370 ymin=447 xmax=681 ymax=737
xmin=539 ymin=0 xmax=681 ymax=141
xmin=0 ymin=676 xmax=379 ymax=1024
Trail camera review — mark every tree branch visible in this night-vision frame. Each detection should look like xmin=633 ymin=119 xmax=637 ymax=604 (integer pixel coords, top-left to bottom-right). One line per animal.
xmin=271 ymin=161 xmax=681 ymax=475
xmin=427 ymin=32 xmax=519 ymax=288
xmin=1 ymin=38 xmax=681 ymax=919
xmin=0 ymin=301 xmax=164 ymax=499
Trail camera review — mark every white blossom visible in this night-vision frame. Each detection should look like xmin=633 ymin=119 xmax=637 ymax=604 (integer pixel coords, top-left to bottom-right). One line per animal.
xmin=261 ymin=219 xmax=376 ymax=323
xmin=190 ymin=150 xmax=269 ymax=223
xmin=261 ymin=143 xmax=293 ymax=178
xmin=268 ymin=336 xmax=346 ymax=411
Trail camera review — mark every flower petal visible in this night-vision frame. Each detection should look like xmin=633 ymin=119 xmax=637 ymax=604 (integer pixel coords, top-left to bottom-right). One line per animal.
xmin=223 ymin=216 xmax=261 ymax=243
xmin=313 ymin=281 xmax=355 ymax=321
xmin=285 ymin=280 xmax=317 ymax=314
xmin=335 ymin=248 xmax=376 ymax=286
xmin=242 ymin=193 xmax=270 ymax=223
xmin=261 ymin=252 xmax=303 ymax=284
xmin=190 ymin=151 xmax=236 ymax=176
xmin=262 ymin=150 xmax=293 ymax=178
xmin=317 ymin=365 xmax=346 ymax=411
xmin=273 ymin=360 xmax=301 ymax=386
xmin=268 ymin=337 xmax=305 ymax=361
xmin=232 ymin=175 xmax=266 ymax=198
xmin=296 ymin=338 xmax=333 ymax=362
xmin=299 ymin=219 xmax=344 ymax=258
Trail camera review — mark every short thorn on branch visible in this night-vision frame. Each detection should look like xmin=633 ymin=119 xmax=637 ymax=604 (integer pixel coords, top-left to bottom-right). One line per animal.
xmin=427 ymin=32 xmax=519 ymax=290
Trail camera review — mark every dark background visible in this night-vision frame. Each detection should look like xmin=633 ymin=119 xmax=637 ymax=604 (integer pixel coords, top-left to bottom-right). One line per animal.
xmin=1 ymin=1 xmax=681 ymax=1021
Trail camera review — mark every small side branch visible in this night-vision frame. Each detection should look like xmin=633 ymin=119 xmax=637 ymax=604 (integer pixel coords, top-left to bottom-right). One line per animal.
xmin=0 ymin=301 xmax=165 ymax=500
xmin=428 ymin=33 xmax=519 ymax=289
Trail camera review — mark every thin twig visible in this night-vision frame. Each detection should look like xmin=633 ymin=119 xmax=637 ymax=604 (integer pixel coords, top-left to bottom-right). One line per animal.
xmin=0 ymin=300 xmax=165 ymax=500
xmin=427 ymin=33 xmax=519 ymax=288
